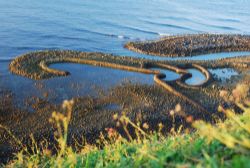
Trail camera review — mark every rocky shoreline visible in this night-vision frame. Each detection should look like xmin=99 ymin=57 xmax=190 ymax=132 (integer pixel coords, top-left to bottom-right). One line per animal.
xmin=124 ymin=34 xmax=250 ymax=57
xmin=1 ymin=34 xmax=250 ymax=163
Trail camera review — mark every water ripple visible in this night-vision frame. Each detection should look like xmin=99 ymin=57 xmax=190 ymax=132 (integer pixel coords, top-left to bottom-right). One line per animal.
xmin=143 ymin=20 xmax=200 ymax=32
xmin=215 ymin=18 xmax=241 ymax=23
xmin=0 ymin=57 xmax=13 ymax=62
xmin=41 ymin=34 xmax=97 ymax=42
xmin=71 ymin=27 xmax=133 ymax=40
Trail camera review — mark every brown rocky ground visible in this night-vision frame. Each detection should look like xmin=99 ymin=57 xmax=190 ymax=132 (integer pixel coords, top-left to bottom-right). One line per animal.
xmin=2 ymin=34 xmax=250 ymax=163
xmin=125 ymin=34 xmax=250 ymax=57
xmin=1 ymin=71 xmax=249 ymax=163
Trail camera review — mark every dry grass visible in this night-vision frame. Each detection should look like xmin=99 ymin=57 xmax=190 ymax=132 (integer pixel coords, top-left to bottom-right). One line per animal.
xmin=3 ymin=85 xmax=250 ymax=167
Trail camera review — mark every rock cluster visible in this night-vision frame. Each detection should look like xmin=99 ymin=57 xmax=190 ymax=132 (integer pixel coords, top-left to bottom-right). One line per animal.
xmin=125 ymin=34 xmax=250 ymax=57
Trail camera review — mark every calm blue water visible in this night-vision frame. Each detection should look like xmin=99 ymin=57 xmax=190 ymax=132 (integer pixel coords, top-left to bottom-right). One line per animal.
xmin=0 ymin=0 xmax=250 ymax=104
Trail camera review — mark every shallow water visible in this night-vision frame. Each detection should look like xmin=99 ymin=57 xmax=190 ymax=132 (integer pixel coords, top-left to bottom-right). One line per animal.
xmin=185 ymin=69 xmax=207 ymax=86
xmin=0 ymin=0 xmax=250 ymax=103
xmin=151 ymin=68 xmax=181 ymax=81
xmin=209 ymin=68 xmax=239 ymax=81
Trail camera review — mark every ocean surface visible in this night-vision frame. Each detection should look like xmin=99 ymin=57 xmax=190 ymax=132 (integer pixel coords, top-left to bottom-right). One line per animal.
xmin=0 ymin=0 xmax=250 ymax=105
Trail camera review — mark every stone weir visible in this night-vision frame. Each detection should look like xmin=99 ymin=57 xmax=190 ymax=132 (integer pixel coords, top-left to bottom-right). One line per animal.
xmin=124 ymin=34 xmax=250 ymax=57
xmin=9 ymin=46 xmax=250 ymax=115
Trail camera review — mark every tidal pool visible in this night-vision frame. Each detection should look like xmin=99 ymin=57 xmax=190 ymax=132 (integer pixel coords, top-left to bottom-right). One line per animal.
xmin=185 ymin=69 xmax=207 ymax=86
xmin=151 ymin=68 xmax=181 ymax=81
xmin=46 ymin=63 xmax=154 ymax=102
xmin=0 ymin=0 xmax=250 ymax=105
xmin=209 ymin=68 xmax=239 ymax=81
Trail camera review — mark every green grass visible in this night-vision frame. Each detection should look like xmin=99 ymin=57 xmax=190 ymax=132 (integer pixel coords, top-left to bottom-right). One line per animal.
xmin=4 ymin=99 xmax=250 ymax=168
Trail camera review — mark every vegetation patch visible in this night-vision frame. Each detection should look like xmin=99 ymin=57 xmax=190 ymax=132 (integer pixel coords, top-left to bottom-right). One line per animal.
xmin=3 ymin=91 xmax=250 ymax=167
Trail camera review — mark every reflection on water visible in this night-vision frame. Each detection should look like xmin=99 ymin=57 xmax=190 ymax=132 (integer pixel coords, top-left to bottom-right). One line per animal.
xmin=0 ymin=63 xmax=153 ymax=105
xmin=49 ymin=63 xmax=153 ymax=92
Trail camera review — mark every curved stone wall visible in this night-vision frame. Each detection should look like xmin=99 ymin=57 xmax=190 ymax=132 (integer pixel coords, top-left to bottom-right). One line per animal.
xmin=125 ymin=34 xmax=250 ymax=57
